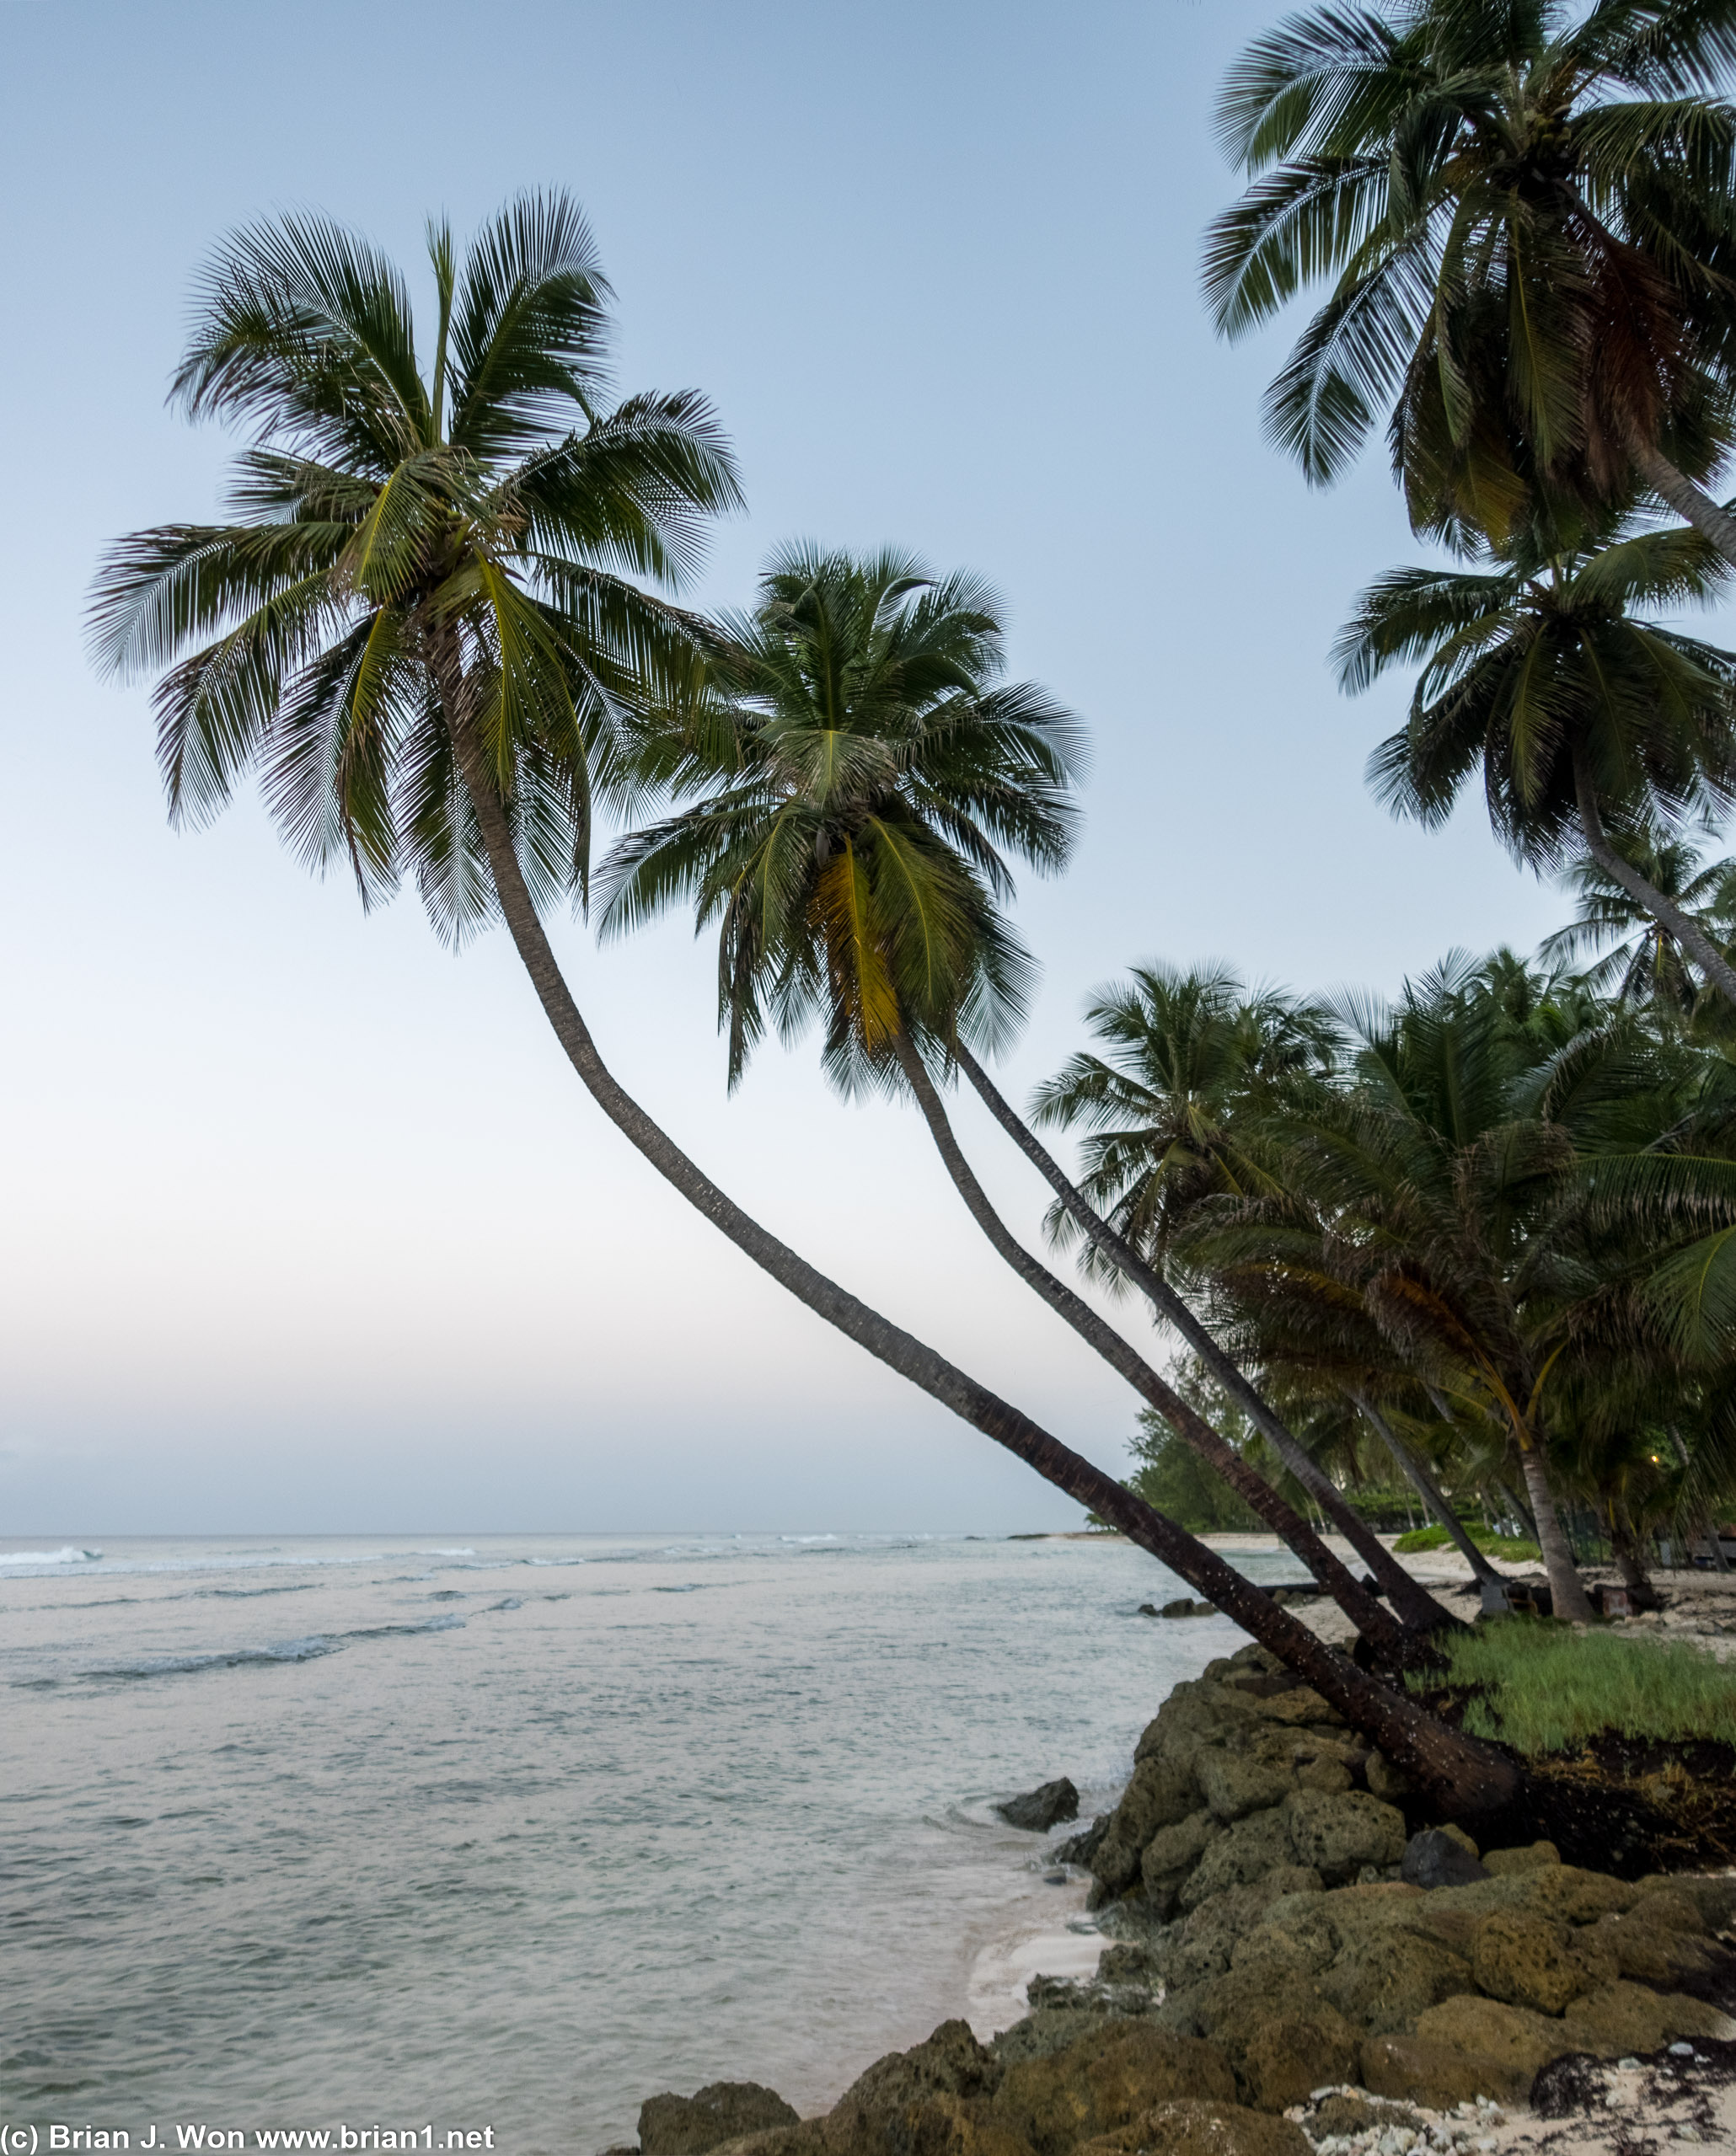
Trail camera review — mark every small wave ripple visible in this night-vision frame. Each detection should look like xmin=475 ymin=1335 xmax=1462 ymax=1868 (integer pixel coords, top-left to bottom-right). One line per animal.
xmin=67 ymin=1613 xmax=468 ymax=1686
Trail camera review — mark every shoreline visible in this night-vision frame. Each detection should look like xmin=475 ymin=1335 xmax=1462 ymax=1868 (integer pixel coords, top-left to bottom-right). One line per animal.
xmin=1037 ymin=1528 xmax=1736 ymax=1656
xmin=621 ymin=1539 xmax=1736 ymax=2156
xmin=964 ymin=1880 xmax=1102 ymax=2040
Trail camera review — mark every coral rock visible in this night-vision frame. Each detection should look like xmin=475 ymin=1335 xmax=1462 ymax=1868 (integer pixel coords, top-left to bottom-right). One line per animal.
xmin=641 ymin=2086 xmax=801 ymax=2156
xmin=999 ymin=1781 xmax=1081 ymax=1833
xmin=1194 ymin=1752 xmax=1294 ymax=1826
xmin=1319 ymin=1931 xmax=1476 ymax=2035
xmin=1283 ymin=1790 xmax=1408 ymax=1886
xmin=828 ymin=2022 xmax=1002 ymax=2156
xmin=1469 ymin=1911 xmax=1615 ymax=2016
xmin=1480 ymin=1842 xmax=1560 ymax=1878
xmin=1409 ymin=1994 xmax=1567 ymax=2087
xmin=1234 ymin=2009 xmax=1360 ymax=2113
xmin=1073 ymin=2099 xmax=1310 ymax=2156
xmin=991 ymin=2024 xmax=1235 ymax=2156
xmin=1557 ymin=1982 xmax=1733 ymax=2059
xmin=1180 ymin=1811 xmax=1295 ymax=1913
xmin=1358 ymin=2032 xmax=1535 ymax=2110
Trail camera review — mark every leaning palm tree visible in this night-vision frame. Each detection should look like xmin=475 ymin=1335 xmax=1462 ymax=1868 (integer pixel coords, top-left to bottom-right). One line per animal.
xmin=1020 ymin=963 xmax=1464 ymax=1625
xmin=94 ymin=201 xmax=1512 ymax=1811
xmin=1048 ymin=980 xmax=1508 ymax=1588
xmin=1340 ymin=514 xmax=1736 ymax=1003
xmin=1203 ymin=0 xmax=1736 ymax=556
xmin=1543 ymin=836 xmax=1736 ymax=1009
xmin=602 ymin=549 xmax=1428 ymax=1650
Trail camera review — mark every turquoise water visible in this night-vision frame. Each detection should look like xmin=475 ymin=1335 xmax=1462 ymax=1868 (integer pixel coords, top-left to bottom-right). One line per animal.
xmin=0 ymin=1533 xmax=1270 ymax=2154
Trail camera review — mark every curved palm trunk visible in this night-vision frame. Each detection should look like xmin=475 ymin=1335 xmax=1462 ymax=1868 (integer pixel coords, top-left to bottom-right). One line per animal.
xmin=436 ymin=689 xmax=1519 ymax=1819
xmin=1633 ymin=443 xmax=1736 ymax=573
xmin=1354 ymin=1396 xmax=1503 ymax=1587
xmin=1573 ymin=744 xmax=1736 ymax=1004
xmin=1515 ymin=1443 xmax=1598 ymax=1624
xmin=951 ymin=1042 xmax=1461 ymax=1635
xmin=890 ymin=1033 xmax=1407 ymax=1657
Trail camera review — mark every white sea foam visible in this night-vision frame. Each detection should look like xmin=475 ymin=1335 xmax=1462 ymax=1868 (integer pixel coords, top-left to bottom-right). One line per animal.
xmin=0 ymin=1546 xmax=101 ymax=1565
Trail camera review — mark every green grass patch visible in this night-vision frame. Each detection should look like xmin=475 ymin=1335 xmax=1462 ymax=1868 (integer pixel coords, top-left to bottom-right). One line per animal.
xmin=1407 ymin=1618 xmax=1736 ymax=1754
xmin=1392 ymin=1522 xmax=1540 ymax=1563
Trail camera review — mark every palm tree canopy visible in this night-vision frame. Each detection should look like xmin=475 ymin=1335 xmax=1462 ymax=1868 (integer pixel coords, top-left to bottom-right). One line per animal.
xmin=1341 ymin=514 xmax=1736 ymax=868
xmin=1176 ymin=965 xmax=1548 ymax=1452
xmin=1203 ymin=0 xmax=1736 ymax=530
xmin=1542 ymin=834 xmax=1736 ymax=1005
xmin=596 ymin=544 xmax=1085 ymax=1090
xmin=1030 ymin=962 xmax=1338 ymax=1276
xmin=1171 ymin=955 xmax=1736 ymax=1463
xmin=89 ymin=194 xmax=743 ymax=941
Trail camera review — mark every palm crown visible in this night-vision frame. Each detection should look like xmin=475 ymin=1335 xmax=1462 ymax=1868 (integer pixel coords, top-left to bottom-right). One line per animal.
xmin=597 ymin=545 xmax=1083 ymax=1089
xmin=1542 ymin=836 xmax=1736 ymax=1005
xmin=1340 ymin=515 xmax=1736 ymax=868
xmin=1204 ymin=0 xmax=1736 ymax=532
xmin=1030 ymin=963 xmax=1337 ymax=1276
xmin=89 ymin=194 xmax=742 ymax=939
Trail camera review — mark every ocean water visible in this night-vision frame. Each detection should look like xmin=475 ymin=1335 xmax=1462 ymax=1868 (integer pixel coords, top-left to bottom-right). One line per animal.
xmin=0 ymin=1533 xmax=1279 ymax=2154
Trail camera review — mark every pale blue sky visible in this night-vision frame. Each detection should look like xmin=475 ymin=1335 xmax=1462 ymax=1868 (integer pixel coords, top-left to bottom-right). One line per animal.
xmin=3 ymin=0 xmax=1714 ymax=1534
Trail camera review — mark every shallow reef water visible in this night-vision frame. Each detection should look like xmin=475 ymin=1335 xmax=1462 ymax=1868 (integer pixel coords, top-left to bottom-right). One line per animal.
xmin=0 ymin=1532 xmax=1292 ymax=2153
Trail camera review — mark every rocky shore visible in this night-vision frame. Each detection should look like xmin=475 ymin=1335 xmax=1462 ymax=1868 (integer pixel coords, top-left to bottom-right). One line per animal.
xmin=612 ymin=1640 xmax=1736 ymax=2156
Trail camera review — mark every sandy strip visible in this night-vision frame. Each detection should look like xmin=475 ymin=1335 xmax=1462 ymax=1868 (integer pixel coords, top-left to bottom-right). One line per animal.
xmin=1292 ymin=2046 xmax=1736 ymax=2154
xmin=963 ymin=1881 xmax=1104 ymax=2041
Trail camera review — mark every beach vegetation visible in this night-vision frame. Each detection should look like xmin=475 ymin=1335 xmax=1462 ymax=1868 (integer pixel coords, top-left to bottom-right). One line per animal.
xmin=1125 ymin=1423 xmax=1262 ymax=1535
xmin=1409 ymin=1618 xmax=1736 ymax=1752
xmin=596 ymin=543 xmax=1082 ymax=1092
xmin=1058 ymin=944 xmax=1736 ymax=1619
xmin=1392 ymin=1524 xmax=1543 ymax=1564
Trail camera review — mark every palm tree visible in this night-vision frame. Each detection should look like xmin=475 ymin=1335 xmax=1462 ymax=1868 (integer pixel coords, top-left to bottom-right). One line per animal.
xmin=601 ymin=549 xmax=1418 ymax=1652
xmin=1353 ymin=1394 xmax=1507 ymax=1587
xmin=95 ymin=202 xmax=1514 ymax=1811
xmin=1543 ymin=836 xmax=1736 ymax=1008
xmin=1182 ymin=958 xmax=1600 ymax=1621
xmin=1031 ymin=965 xmax=1332 ymax=1279
xmin=1017 ymin=965 xmax=1464 ymax=1627
xmin=1529 ymin=1003 xmax=1736 ymax=1534
xmin=1181 ymin=953 xmax=1736 ymax=1602
xmin=1203 ymin=0 xmax=1736 ymax=558
xmin=1339 ymin=514 xmax=1736 ymax=1003
xmin=599 ymin=543 xmax=1078 ymax=1091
